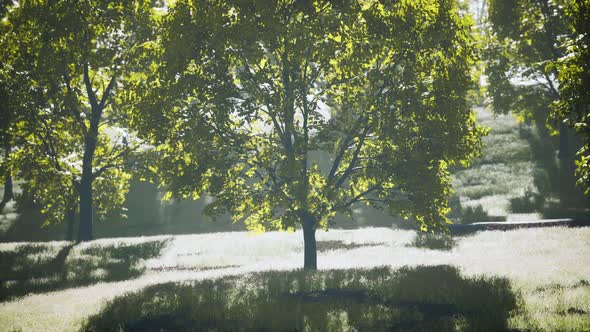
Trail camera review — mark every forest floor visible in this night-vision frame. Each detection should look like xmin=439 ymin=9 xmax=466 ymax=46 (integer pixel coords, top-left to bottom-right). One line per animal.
xmin=1 ymin=226 xmax=589 ymax=331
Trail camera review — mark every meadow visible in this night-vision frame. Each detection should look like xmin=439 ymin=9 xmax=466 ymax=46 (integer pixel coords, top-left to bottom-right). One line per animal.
xmin=0 ymin=226 xmax=589 ymax=331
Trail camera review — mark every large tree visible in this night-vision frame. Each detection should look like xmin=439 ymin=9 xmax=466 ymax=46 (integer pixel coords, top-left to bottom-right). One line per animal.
xmin=5 ymin=0 xmax=157 ymax=240
xmin=133 ymin=0 xmax=483 ymax=269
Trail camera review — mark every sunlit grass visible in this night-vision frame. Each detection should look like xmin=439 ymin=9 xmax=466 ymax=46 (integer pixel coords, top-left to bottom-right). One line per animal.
xmin=452 ymin=107 xmax=537 ymax=218
xmin=0 ymin=226 xmax=588 ymax=331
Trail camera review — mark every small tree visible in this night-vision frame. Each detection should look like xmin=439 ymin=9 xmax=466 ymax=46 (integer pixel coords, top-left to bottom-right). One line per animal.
xmin=135 ymin=0 xmax=483 ymax=269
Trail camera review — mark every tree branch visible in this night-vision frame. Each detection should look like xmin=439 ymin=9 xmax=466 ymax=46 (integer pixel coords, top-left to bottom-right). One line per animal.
xmin=91 ymin=143 xmax=141 ymax=180
xmin=332 ymin=123 xmax=372 ymax=190
xmin=328 ymin=115 xmax=366 ymax=182
xmin=98 ymin=70 xmax=118 ymax=109
xmin=62 ymin=72 xmax=88 ymax=136
xmin=331 ymin=182 xmax=383 ymax=212
xmin=83 ymin=63 xmax=99 ymax=111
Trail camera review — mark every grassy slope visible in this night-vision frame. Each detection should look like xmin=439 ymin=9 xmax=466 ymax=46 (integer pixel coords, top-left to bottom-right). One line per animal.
xmin=452 ymin=107 xmax=539 ymax=219
xmin=0 ymin=227 xmax=589 ymax=331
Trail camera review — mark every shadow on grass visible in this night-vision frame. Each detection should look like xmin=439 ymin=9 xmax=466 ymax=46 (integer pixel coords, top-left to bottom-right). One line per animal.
xmin=316 ymin=240 xmax=386 ymax=252
xmin=82 ymin=265 xmax=520 ymax=332
xmin=0 ymin=240 xmax=168 ymax=302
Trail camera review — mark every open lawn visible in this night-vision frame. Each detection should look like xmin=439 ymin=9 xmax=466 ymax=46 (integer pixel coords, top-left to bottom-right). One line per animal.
xmin=0 ymin=226 xmax=589 ymax=331
xmin=452 ymin=107 xmax=539 ymax=221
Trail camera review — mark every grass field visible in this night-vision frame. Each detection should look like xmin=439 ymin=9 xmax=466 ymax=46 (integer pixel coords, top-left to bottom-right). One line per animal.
xmin=1 ymin=226 xmax=589 ymax=331
xmin=451 ymin=107 xmax=540 ymax=221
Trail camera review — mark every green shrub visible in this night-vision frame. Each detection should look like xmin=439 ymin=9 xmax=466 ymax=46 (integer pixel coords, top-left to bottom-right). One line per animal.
xmin=509 ymin=190 xmax=544 ymax=213
xmin=460 ymin=205 xmax=490 ymax=224
xmin=409 ymin=233 xmax=456 ymax=251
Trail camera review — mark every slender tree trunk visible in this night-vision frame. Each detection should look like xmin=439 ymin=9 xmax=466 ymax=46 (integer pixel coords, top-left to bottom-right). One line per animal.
xmin=77 ymin=176 xmax=93 ymax=242
xmin=65 ymin=208 xmax=76 ymax=241
xmin=77 ymin=133 xmax=96 ymax=242
xmin=0 ymin=135 xmax=13 ymax=212
xmin=302 ymin=213 xmax=317 ymax=270
xmin=558 ymin=122 xmax=570 ymax=160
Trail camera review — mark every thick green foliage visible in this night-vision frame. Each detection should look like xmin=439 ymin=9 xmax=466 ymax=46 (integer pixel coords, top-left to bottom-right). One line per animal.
xmin=1 ymin=1 xmax=159 ymax=228
xmin=133 ymin=0 xmax=484 ymax=234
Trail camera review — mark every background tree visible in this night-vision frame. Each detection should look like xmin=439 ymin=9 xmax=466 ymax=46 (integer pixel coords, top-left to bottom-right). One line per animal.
xmin=133 ymin=0 xmax=483 ymax=269
xmin=485 ymin=0 xmax=590 ymax=197
xmin=0 ymin=1 xmax=21 ymax=212
xmin=553 ymin=0 xmax=590 ymax=193
xmin=484 ymin=0 xmax=567 ymax=141
xmin=0 ymin=64 xmax=16 ymax=212
xmin=5 ymin=0 xmax=157 ymax=241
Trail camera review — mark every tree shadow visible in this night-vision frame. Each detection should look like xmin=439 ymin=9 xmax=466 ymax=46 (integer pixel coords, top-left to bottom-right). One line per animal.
xmin=0 ymin=239 xmax=168 ymax=302
xmin=82 ymin=265 xmax=520 ymax=331
xmin=518 ymin=126 xmax=590 ymax=219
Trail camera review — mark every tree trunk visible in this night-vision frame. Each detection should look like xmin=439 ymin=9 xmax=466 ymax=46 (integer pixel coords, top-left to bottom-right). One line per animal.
xmin=77 ymin=177 xmax=93 ymax=242
xmin=302 ymin=213 xmax=317 ymax=270
xmin=0 ymin=135 xmax=13 ymax=212
xmin=558 ymin=121 xmax=570 ymax=160
xmin=65 ymin=208 xmax=76 ymax=241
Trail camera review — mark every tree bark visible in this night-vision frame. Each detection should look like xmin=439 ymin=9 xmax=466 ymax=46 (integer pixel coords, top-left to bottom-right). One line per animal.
xmin=558 ymin=121 xmax=570 ymax=160
xmin=0 ymin=171 xmax=13 ymax=211
xmin=301 ymin=213 xmax=317 ymax=270
xmin=77 ymin=176 xmax=93 ymax=242
xmin=65 ymin=208 xmax=76 ymax=241
xmin=76 ymin=69 xmax=102 ymax=242
xmin=0 ymin=135 xmax=13 ymax=212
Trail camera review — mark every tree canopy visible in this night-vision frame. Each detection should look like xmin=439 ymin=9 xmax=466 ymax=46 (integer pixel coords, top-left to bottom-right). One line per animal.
xmin=485 ymin=0 xmax=590 ymax=195
xmin=553 ymin=0 xmax=590 ymax=193
xmin=2 ymin=0 xmax=158 ymax=240
xmin=131 ymin=0 xmax=484 ymax=269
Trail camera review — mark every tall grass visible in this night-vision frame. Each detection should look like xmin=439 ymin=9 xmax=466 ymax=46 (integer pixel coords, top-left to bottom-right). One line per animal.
xmin=0 ymin=227 xmax=588 ymax=331
xmin=82 ymin=265 xmax=518 ymax=332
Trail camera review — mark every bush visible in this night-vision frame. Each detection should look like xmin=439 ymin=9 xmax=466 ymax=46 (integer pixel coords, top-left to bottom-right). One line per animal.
xmin=409 ymin=233 xmax=456 ymax=251
xmin=509 ymin=189 xmax=544 ymax=213
xmin=460 ymin=205 xmax=490 ymax=224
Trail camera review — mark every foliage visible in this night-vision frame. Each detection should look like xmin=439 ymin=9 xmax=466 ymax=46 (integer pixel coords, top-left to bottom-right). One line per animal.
xmin=484 ymin=0 xmax=590 ymax=194
xmin=81 ymin=265 xmax=518 ymax=331
xmin=409 ymin=232 xmax=456 ymax=251
xmin=2 ymin=0 xmax=160 ymax=237
xmin=553 ymin=0 xmax=590 ymax=194
xmin=484 ymin=0 xmax=565 ymax=117
xmin=131 ymin=0 xmax=483 ymax=268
